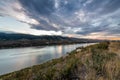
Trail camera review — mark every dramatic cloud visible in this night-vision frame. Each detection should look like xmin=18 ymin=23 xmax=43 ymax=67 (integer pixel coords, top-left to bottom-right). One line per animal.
xmin=0 ymin=0 xmax=120 ymax=39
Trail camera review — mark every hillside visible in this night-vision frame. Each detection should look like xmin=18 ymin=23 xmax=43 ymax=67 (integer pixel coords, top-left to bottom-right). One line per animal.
xmin=0 ymin=32 xmax=101 ymax=49
xmin=0 ymin=41 xmax=120 ymax=80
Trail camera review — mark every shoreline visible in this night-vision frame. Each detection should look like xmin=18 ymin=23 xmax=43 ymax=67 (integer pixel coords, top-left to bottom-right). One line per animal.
xmin=0 ymin=41 xmax=95 ymax=49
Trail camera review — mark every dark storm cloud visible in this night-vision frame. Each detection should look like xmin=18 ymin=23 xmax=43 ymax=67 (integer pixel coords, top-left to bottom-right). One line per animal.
xmin=12 ymin=0 xmax=120 ymax=35
xmin=18 ymin=0 xmax=62 ymax=31
xmin=30 ymin=20 xmax=58 ymax=31
xmin=19 ymin=0 xmax=55 ymax=15
xmin=18 ymin=0 xmax=88 ymax=28
xmin=76 ymin=23 xmax=109 ymax=35
xmin=0 ymin=0 xmax=120 ymax=37
xmin=0 ymin=14 xmax=4 ymax=17
xmin=84 ymin=0 xmax=120 ymax=14
xmin=100 ymin=0 xmax=120 ymax=14
xmin=84 ymin=0 xmax=105 ymax=12
xmin=59 ymin=0 xmax=82 ymax=13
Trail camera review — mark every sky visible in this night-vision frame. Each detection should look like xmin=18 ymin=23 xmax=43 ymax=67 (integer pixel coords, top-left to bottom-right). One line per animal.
xmin=0 ymin=0 xmax=120 ymax=40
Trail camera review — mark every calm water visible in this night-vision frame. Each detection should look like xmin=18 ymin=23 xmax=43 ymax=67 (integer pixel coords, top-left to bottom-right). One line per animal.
xmin=0 ymin=43 xmax=93 ymax=75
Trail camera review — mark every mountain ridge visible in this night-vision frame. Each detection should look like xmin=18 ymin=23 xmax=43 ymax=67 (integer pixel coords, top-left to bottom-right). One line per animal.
xmin=0 ymin=32 xmax=103 ymax=49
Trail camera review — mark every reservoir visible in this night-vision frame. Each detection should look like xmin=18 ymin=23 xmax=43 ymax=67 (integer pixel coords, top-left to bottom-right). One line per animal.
xmin=0 ymin=43 xmax=94 ymax=75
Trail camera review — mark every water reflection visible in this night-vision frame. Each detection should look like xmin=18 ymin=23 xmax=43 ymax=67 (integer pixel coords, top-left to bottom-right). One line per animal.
xmin=58 ymin=45 xmax=62 ymax=56
xmin=0 ymin=43 xmax=94 ymax=75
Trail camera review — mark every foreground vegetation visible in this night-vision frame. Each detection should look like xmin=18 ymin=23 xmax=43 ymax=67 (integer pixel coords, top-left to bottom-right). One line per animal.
xmin=0 ymin=41 xmax=120 ymax=80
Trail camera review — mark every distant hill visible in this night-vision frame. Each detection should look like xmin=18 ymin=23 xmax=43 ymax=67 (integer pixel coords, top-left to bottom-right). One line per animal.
xmin=0 ymin=32 xmax=101 ymax=41
xmin=0 ymin=32 xmax=103 ymax=49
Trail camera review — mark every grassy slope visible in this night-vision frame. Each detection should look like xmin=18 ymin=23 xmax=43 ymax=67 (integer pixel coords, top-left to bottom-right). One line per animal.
xmin=0 ymin=42 xmax=120 ymax=80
